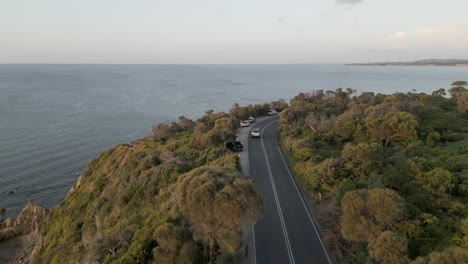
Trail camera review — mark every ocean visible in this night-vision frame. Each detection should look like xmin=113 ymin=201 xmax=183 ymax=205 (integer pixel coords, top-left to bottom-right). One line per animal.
xmin=0 ymin=64 xmax=466 ymax=218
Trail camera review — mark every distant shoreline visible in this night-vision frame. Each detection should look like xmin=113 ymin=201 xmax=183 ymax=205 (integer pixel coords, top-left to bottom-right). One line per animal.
xmin=346 ymin=59 xmax=468 ymax=67
xmin=346 ymin=64 xmax=468 ymax=67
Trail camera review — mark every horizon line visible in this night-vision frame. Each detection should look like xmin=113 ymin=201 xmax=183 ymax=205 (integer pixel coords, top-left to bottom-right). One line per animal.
xmin=0 ymin=62 xmax=349 ymax=65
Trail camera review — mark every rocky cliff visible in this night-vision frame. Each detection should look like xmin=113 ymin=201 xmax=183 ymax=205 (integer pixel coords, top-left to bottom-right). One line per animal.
xmin=0 ymin=201 xmax=49 ymax=263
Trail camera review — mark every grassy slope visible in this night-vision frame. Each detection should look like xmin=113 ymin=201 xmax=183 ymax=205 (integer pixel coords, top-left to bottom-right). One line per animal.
xmin=33 ymin=132 xmax=240 ymax=263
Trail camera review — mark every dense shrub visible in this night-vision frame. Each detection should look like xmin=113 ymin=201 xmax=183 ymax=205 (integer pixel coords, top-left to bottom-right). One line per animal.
xmin=279 ymin=86 xmax=468 ymax=263
xmin=441 ymin=132 xmax=465 ymax=142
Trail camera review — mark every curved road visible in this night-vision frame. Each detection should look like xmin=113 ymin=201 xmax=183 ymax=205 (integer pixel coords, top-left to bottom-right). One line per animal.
xmin=245 ymin=116 xmax=330 ymax=264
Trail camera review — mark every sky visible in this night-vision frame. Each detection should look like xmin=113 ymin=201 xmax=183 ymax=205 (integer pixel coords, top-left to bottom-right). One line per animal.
xmin=1 ymin=0 xmax=468 ymax=64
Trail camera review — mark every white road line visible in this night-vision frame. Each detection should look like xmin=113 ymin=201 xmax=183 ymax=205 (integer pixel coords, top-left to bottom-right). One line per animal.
xmin=272 ymin=123 xmax=332 ymax=264
xmin=252 ymin=224 xmax=257 ymax=264
xmin=261 ymin=120 xmax=295 ymax=264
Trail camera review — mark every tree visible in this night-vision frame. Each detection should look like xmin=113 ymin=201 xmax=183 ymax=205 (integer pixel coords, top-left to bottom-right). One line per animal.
xmin=449 ymin=81 xmax=467 ymax=99
xmin=413 ymin=168 xmax=454 ymax=210
xmin=368 ymin=231 xmax=409 ymax=264
xmin=425 ymin=131 xmax=441 ymax=146
xmin=335 ymin=179 xmax=358 ymax=206
xmin=173 ymin=166 xmax=263 ymax=263
xmin=341 ymin=143 xmax=384 ymax=181
xmin=152 ymin=122 xmax=182 ymax=142
xmin=229 ymin=103 xmax=249 ymax=120
xmin=449 ymin=86 xmax=468 ymax=99
xmin=331 ymin=104 xmax=365 ymax=142
xmin=451 ymin=81 xmax=467 ymax=87
xmin=290 ymin=93 xmax=312 ymax=119
xmin=178 ymin=116 xmax=195 ymax=130
xmin=305 ymin=112 xmax=324 ymax=132
xmin=341 ymin=189 xmax=406 ymax=242
xmin=152 ymin=223 xmax=198 ymax=264
xmin=458 ymin=171 xmax=468 ymax=197
xmin=309 ymin=158 xmax=342 ymax=192
xmin=269 ymin=99 xmax=288 ymax=112
xmin=362 ymin=108 xmax=418 ymax=147
xmin=326 ymin=88 xmax=353 ymax=111
xmin=412 ymin=247 xmax=468 ymax=264
xmin=457 ymin=92 xmax=468 ymax=112
xmin=416 ymin=168 xmax=453 ymax=197
xmin=432 ymin=88 xmax=446 ymax=97
xmin=211 ymin=117 xmax=236 ymax=143
xmin=461 ymin=219 xmax=468 ymax=247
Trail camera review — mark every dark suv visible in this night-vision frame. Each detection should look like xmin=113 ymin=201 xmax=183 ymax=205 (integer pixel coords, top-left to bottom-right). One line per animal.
xmin=225 ymin=140 xmax=244 ymax=152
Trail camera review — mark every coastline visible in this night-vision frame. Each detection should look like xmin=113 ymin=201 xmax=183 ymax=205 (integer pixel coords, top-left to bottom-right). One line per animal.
xmin=345 ymin=64 xmax=468 ymax=67
xmin=345 ymin=59 xmax=468 ymax=67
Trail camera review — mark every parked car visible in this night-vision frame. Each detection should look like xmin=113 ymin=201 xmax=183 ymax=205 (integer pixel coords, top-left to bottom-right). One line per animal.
xmin=251 ymin=128 xmax=261 ymax=138
xmin=267 ymin=109 xmax=278 ymax=116
xmin=248 ymin=116 xmax=255 ymax=123
xmin=225 ymin=139 xmax=244 ymax=152
xmin=240 ymin=120 xmax=250 ymax=127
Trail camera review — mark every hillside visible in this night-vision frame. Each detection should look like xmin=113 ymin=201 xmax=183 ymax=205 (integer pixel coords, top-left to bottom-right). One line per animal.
xmin=29 ymin=107 xmax=275 ymax=264
xmin=24 ymin=100 xmax=291 ymax=264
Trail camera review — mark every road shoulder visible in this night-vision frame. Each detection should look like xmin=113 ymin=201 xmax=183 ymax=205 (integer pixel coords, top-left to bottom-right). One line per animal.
xmin=238 ymin=116 xmax=271 ymax=264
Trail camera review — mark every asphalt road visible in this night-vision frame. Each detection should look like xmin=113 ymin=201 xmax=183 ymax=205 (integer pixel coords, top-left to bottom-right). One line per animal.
xmin=248 ymin=116 xmax=330 ymax=264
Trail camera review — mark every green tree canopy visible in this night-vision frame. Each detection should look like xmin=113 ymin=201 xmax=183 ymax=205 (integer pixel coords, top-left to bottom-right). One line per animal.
xmin=368 ymin=231 xmax=409 ymax=264
xmin=451 ymin=81 xmax=467 ymax=87
xmin=341 ymin=143 xmax=384 ymax=181
xmin=461 ymin=218 xmax=468 ymax=247
xmin=229 ymin=103 xmax=249 ymax=120
xmin=414 ymin=168 xmax=454 ymax=211
xmin=411 ymin=247 xmax=468 ymax=264
xmin=341 ymin=188 xmax=406 ymax=242
xmin=309 ymin=158 xmax=342 ymax=192
xmin=360 ymin=105 xmax=418 ymax=147
xmin=173 ymin=166 xmax=263 ymax=263
xmin=152 ymin=223 xmax=198 ymax=264
xmin=457 ymin=91 xmax=468 ymax=112
xmin=449 ymin=84 xmax=468 ymax=99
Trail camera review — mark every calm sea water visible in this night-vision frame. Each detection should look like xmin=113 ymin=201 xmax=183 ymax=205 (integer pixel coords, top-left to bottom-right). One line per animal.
xmin=0 ymin=64 xmax=466 ymax=218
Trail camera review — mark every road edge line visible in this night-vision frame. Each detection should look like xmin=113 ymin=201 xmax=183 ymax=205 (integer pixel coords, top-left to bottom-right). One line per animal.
xmin=273 ymin=125 xmax=332 ymax=264
xmin=252 ymin=224 xmax=257 ymax=264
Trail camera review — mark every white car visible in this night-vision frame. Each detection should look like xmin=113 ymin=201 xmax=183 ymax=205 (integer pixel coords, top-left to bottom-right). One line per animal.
xmin=267 ymin=109 xmax=278 ymax=116
xmin=248 ymin=116 xmax=255 ymax=123
xmin=240 ymin=120 xmax=250 ymax=127
xmin=251 ymin=128 xmax=261 ymax=138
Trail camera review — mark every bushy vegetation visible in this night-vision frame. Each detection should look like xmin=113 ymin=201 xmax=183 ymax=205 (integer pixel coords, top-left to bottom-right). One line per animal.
xmin=279 ymin=83 xmax=468 ymax=263
xmin=32 ymin=101 xmax=286 ymax=263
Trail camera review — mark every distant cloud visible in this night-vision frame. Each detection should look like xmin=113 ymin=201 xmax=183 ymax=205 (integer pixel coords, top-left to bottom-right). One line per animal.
xmin=387 ymin=20 xmax=468 ymax=51
xmin=276 ymin=16 xmax=292 ymax=24
xmin=336 ymin=0 xmax=362 ymax=4
xmin=392 ymin=32 xmax=406 ymax=38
